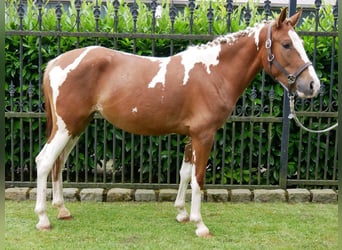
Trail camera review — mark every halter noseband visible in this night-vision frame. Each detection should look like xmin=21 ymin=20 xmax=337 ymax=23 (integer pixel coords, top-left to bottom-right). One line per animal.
xmin=266 ymin=21 xmax=312 ymax=96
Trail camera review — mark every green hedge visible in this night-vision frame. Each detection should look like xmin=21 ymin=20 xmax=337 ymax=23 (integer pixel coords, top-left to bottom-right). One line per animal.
xmin=5 ymin=0 xmax=338 ymax=185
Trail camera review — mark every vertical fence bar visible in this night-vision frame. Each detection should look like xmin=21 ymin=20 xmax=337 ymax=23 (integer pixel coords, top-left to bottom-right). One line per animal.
xmin=167 ymin=135 xmax=171 ymax=184
xmin=151 ymin=0 xmax=157 ymax=56
xmin=266 ymin=87 xmax=275 ymax=185
xmin=158 ymin=137 xmax=162 ymax=184
xmin=220 ymin=123 xmax=226 ymax=184
xmin=75 ymin=0 xmax=81 ymax=48
xmin=121 ymin=130 xmax=125 ymax=183
xmin=113 ymin=0 xmax=119 ymax=49
xmin=279 ymin=0 xmax=297 ymax=189
xmin=112 ymin=127 xmax=117 ymax=184
xmin=130 ymin=134 xmax=134 ymax=183
xmin=230 ymin=113 xmax=236 ymax=185
xmin=169 ymin=1 xmax=176 ymax=56
xmin=176 ymin=135 xmax=181 ymax=184
xmin=93 ymin=0 xmax=100 ymax=45
xmin=9 ymin=81 xmax=14 ymax=182
xmin=130 ymin=0 xmax=138 ymax=54
xmin=18 ymin=0 xmax=25 ymax=182
xmin=149 ymin=137 xmax=153 ymax=183
xmin=103 ymin=121 xmax=107 ymax=183
xmin=55 ymin=0 xmax=62 ymax=55
xmin=249 ymin=86 xmax=256 ymax=185
xmin=188 ymin=0 xmax=195 ymax=37
xmin=226 ymin=0 xmax=233 ymax=32
xmin=207 ymin=1 xmax=213 ymax=35
xmin=28 ymin=82 xmax=33 ymax=181
xmin=139 ymin=135 xmax=143 ymax=183
xmin=239 ymin=94 xmax=246 ymax=184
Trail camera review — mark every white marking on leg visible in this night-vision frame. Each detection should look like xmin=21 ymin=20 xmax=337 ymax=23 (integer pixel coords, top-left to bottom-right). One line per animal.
xmin=192 ymin=150 xmax=196 ymax=163
xmin=190 ymin=165 xmax=210 ymax=237
xmin=35 ymin=131 xmax=71 ymax=230
xmin=180 ymin=45 xmax=221 ymax=85
xmin=174 ymin=160 xmax=192 ymax=222
xmin=148 ymin=58 xmax=171 ymax=88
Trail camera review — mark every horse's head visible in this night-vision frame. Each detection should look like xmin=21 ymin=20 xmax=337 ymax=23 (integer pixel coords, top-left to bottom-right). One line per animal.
xmin=263 ymin=8 xmax=320 ymax=98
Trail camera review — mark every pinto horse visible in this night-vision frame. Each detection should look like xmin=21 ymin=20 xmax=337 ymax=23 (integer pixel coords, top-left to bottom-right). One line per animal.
xmin=35 ymin=8 xmax=320 ymax=237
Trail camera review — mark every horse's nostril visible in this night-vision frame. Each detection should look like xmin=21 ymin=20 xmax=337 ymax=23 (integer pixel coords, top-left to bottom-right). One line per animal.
xmin=310 ymin=81 xmax=314 ymax=91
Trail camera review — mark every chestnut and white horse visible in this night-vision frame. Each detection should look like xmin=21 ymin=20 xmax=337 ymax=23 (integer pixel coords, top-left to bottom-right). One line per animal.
xmin=35 ymin=8 xmax=320 ymax=237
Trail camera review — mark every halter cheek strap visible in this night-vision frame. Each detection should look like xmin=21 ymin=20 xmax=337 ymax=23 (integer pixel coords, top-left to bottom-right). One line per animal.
xmin=266 ymin=22 xmax=312 ymax=96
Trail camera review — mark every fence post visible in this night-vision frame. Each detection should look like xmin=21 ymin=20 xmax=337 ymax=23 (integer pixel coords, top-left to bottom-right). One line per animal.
xmin=337 ymin=0 xmax=342 ymax=245
xmin=279 ymin=0 xmax=297 ymax=189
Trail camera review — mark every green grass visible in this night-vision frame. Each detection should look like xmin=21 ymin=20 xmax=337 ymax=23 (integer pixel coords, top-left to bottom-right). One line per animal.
xmin=5 ymin=201 xmax=337 ymax=250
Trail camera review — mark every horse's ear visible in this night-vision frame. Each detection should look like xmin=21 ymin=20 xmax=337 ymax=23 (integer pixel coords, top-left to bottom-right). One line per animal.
xmin=287 ymin=9 xmax=302 ymax=27
xmin=276 ymin=7 xmax=288 ymax=28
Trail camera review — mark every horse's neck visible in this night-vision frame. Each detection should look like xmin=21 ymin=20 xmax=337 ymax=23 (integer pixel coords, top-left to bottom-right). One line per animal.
xmin=218 ymin=34 xmax=263 ymax=91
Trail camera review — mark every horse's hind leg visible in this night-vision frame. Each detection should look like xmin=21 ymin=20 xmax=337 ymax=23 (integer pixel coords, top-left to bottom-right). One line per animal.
xmin=174 ymin=140 xmax=192 ymax=222
xmin=51 ymin=136 xmax=79 ymax=220
xmin=35 ymin=131 xmax=71 ymax=230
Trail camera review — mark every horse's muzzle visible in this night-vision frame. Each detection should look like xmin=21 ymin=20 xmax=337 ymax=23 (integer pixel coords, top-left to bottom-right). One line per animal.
xmin=296 ymin=78 xmax=320 ymax=98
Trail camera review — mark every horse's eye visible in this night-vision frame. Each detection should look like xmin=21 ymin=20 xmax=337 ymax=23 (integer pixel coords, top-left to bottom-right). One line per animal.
xmin=282 ymin=43 xmax=291 ymax=49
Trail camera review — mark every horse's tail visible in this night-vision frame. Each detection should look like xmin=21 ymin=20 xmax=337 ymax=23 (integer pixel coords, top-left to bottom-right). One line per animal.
xmin=43 ymin=65 xmax=61 ymax=182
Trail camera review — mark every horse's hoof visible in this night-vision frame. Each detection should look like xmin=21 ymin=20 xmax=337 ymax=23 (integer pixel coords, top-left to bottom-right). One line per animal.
xmin=196 ymin=227 xmax=212 ymax=238
xmin=176 ymin=214 xmax=190 ymax=223
xmin=58 ymin=215 xmax=73 ymax=220
xmin=199 ymin=232 xmax=213 ymax=238
xmin=36 ymin=224 xmax=51 ymax=231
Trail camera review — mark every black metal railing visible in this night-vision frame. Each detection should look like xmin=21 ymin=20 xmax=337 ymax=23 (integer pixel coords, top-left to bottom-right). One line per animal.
xmin=5 ymin=0 xmax=338 ymax=189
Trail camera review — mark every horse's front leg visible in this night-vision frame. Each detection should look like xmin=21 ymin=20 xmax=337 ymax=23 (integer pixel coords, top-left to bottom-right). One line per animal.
xmin=189 ymin=133 xmax=214 ymax=237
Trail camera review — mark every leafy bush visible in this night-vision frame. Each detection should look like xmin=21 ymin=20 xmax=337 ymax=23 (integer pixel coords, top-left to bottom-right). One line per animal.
xmin=5 ymin=0 xmax=338 ymax=186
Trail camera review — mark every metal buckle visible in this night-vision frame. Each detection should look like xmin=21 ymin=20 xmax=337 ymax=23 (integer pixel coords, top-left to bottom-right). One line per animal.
xmin=267 ymin=54 xmax=274 ymax=62
xmin=265 ymin=39 xmax=272 ymax=49
xmin=287 ymin=75 xmax=296 ymax=85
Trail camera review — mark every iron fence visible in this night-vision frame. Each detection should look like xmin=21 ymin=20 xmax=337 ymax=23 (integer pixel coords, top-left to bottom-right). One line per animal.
xmin=5 ymin=0 xmax=339 ymax=189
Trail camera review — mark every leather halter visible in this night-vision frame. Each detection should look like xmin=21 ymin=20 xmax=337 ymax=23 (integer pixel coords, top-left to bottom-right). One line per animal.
xmin=266 ymin=21 xmax=312 ymax=96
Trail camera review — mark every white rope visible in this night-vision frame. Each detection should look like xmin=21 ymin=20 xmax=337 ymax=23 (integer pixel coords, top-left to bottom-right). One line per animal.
xmin=288 ymin=96 xmax=338 ymax=134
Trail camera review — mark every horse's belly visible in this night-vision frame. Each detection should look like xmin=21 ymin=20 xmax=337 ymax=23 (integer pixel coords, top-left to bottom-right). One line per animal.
xmin=100 ymin=108 xmax=187 ymax=136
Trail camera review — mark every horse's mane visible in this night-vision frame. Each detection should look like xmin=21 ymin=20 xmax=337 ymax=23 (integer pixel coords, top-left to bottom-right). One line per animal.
xmin=191 ymin=20 xmax=270 ymax=50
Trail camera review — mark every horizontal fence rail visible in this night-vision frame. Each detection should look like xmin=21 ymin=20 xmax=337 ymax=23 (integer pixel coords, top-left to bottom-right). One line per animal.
xmin=4 ymin=0 xmax=338 ymax=189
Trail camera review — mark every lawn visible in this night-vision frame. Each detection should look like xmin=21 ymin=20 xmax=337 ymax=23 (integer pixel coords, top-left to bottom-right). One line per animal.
xmin=5 ymin=201 xmax=337 ymax=250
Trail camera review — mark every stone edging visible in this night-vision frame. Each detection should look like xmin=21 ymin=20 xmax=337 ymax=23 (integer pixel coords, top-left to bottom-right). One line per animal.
xmin=5 ymin=188 xmax=338 ymax=203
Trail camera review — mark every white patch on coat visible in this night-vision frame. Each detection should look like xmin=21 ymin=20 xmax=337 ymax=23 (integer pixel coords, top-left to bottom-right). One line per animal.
xmin=132 ymin=107 xmax=138 ymax=113
xmin=288 ymin=30 xmax=320 ymax=93
xmin=180 ymin=45 xmax=221 ymax=85
xmin=49 ymin=46 xmax=98 ymax=132
xmin=253 ymin=23 xmax=266 ymax=50
xmin=148 ymin=58 xmax=171 ymax=88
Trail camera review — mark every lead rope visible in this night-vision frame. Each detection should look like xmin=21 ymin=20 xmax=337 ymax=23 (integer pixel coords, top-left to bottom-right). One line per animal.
xmin=288 ymin=95 xmax=338 ymax=133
